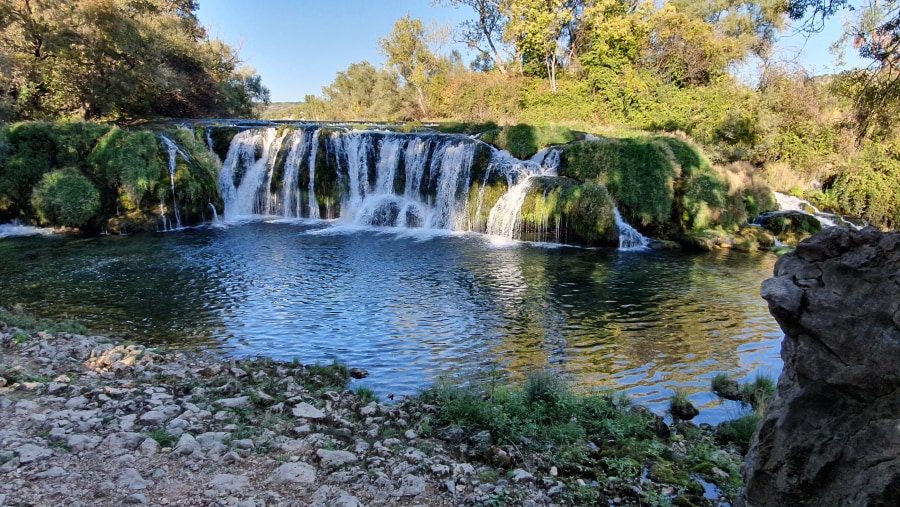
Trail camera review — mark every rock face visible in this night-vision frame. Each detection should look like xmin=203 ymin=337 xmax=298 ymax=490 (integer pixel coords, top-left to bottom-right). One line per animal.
xmin=740 ymin=227 xmax=900 ymax=506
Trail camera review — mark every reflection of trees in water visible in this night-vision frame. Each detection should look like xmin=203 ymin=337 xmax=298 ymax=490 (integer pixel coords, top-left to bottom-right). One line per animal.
xmin=472 ymin=246 xmax=780 ymax=395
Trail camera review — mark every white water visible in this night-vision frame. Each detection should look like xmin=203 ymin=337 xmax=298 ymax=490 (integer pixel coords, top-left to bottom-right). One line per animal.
xmin=160 ymin=135 xmax=188 ymax=229
xmin=614 ymin=208 xmax=651 ymax=250
xmin=0 ymin=221 xmax=55 ymax=239
xmin=773 ymin=192 xmax=863 ymax=230
xmin=214 ymin=126 xmax=648 ymax=247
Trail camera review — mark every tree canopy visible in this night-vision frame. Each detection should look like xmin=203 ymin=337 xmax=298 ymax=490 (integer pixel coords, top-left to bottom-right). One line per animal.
xmin=0 ymin=0 xmax=269 ymax=122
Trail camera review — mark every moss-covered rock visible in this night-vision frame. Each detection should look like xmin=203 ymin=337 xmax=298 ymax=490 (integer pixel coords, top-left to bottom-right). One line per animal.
xmin=755 ymin=210 xmax=823 ymax=245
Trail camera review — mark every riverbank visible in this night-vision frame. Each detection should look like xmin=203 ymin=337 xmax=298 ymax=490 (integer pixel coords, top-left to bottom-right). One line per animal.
xmin=0 ymin=317 xmax=745 ymax=506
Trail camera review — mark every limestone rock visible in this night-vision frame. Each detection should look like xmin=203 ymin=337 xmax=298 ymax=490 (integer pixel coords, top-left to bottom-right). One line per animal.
xmin=15 ymin=443 xmax=52 ymax=464
xmin=292 ymin=402 xmax=326 ymax=420
xmin=207 ymin=473 xmax=250 ymax=493
xmin=270 ymin=462 xmax=317 ymax=485
xmin=740 ymin=227 xmax=900 ymax=507
xmin=316 ymin=449 xmax=358 ymax=467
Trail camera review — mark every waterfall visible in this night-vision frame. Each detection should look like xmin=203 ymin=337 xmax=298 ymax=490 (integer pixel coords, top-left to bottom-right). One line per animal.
xmin=772 ymin=192 xmax=863 ymax=230
xmin=614 ymin=208 xmax=650 ymax=251
xmin=485 ymin=148 xmax=560 ymax=239
xmin=160 ymin=135 xmax=188 ymax=229
xmin=214 ymin=126 xmax=582 ymax=241
xmin=208 ymin=203 xmax=221 ymax=225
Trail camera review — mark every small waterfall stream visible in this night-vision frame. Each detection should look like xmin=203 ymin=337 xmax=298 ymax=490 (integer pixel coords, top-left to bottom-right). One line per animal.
xmin=614 ymin=208 xmax=651 ymax=250
xmin=159 ymin=135 xmax=189 ymax=229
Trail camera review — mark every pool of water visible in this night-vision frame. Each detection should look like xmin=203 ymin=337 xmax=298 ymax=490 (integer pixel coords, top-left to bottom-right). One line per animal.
xmin=0 ymin=220 xmax=783 ymax=424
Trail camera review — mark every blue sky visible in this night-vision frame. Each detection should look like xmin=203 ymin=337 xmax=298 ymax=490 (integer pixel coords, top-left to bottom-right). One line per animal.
xmin=196 ymin=1 xmax=868 ymax=103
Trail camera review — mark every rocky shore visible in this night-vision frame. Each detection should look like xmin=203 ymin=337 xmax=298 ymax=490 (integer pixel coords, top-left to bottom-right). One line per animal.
xmin=0 ymin=322 xmax=743 ymax=506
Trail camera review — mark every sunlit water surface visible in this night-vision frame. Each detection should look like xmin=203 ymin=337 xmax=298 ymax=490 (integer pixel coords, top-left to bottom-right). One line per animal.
xmin=0 ymin=220 xmax=783 ymax=424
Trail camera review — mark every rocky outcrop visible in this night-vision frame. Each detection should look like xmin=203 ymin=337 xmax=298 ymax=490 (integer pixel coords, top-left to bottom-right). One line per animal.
xmin=740 ymin=227 xmax=900 ymax=506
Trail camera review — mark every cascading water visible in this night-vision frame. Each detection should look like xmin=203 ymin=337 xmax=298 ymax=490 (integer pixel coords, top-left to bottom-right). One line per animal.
xmin=159 ymin=135 xmax=187 ymax=229
xmin=485 ymin=148 xmax=560 ymax=239
xmin=771 ymin=191 xmax=863 ymax=230
xmin=614 ymin=208 xmax=651 ymax=250
xmin=213 ymin=125 xmax=647 ymax=248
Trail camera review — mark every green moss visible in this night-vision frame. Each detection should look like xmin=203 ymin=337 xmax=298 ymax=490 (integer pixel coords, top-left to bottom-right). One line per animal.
xmin=488 ymin=124 xmax=575 ymax=159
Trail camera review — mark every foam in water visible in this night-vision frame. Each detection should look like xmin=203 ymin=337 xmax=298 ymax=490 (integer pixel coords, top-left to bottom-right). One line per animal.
xmin=773 ymin=191 xmax=863 ymax=229
xmin=0 ymin=221 xmax=55 ymax=239
xmin=614 ymin=208 xmax=651 ymax=250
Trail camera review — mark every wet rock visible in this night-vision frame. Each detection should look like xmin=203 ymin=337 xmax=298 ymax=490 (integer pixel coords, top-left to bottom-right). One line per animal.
xmin=349 ymin=368 xmax=368 ymax=379
xmin=740 ymin=228 xmax=900 ymax=507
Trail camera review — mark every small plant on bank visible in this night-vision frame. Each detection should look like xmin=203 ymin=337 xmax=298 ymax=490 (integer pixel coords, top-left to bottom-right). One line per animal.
xmin=0 ymin=305 xmax=89 ymax=335
xmin=668 ymin=388 xmax=699 ymax=421
xmin=148 ymin=429 xmax=178 ymax=448
xmin=11 ymin=330 xmax=30 ymax=344
xmin=739 ymin=373 xmax=775 ymax=410
xmin=354 ymin=386 xmax=379 ymax=404
xmin=717 ymin=412 xmax=762 ymax=453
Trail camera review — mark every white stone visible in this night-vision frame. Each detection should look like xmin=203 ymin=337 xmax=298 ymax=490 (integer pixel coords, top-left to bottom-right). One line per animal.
xmin=270 ymin=462 xmax=317 ymax=485
xmin=316 ymin=449 xmax=358 ymax=467
xmin=116 ymin=468 xmax=153 ymax=490
xmin=292 ymin=402 xmax=326 ymax=420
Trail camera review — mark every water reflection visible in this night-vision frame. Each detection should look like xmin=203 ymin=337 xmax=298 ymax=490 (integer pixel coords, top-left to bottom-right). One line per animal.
xmin=0 ymin=223 xmax=782 ymax=423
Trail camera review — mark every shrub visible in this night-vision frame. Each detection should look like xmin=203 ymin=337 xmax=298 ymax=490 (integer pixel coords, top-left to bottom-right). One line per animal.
xmin=88 ymin=128 xmax=162 ymax=210
xmin=716 ymin=412 xmax=762 ymax=453
xmin=30 ymin=168 xmax=100 ymax=227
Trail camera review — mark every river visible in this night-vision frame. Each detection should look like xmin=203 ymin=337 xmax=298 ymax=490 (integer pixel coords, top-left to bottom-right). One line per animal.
xmin=0 ymin=220 xmax=782 ymax=424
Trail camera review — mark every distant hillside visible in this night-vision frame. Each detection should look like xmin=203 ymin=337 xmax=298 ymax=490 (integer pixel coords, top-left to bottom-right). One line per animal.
xmin=262 ymin=102 xmax=304 ymax=120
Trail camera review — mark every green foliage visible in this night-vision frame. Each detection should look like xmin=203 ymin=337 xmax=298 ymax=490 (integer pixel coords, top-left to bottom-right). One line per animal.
xmin=669 ymin=389 xmax=693 ymax=416
xmin=716 ymin=412 xmax=762 ymax=453
xmin=355 ymin=386 xmax=380 ymax=404
xmin=0 ymin=305 xmax=89 ymax=335
xmin=306 ymin=359 xmax=352 ymax=390
xmin=487 ymin=124 xmax=575 ymax=159
xmin=0 ymin=0 xmax=268 ymax=121
xmin=563 ymin=138 xmax=675 ymax=235
xmin=828 ymin=139 xmax=900 ymax=229
xmin=738 ymin=374 xmax=776 ymax=411
xmin=147 ymin=429 xmax=178 ymax=448
xmin=88 ymin=128 xmax=162 ymax=210
xmin=30 ymin=168 xmax=100 ymax=227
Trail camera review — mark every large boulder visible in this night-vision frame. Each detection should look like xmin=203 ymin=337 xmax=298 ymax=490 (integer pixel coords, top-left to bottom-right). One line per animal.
xmin=738 ymin=227 xmax=900 ymax=506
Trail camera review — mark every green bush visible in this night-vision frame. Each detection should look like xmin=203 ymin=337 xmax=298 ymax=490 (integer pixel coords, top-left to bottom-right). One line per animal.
xmin=829 ymin=140 xmax=900 ymax=229
xmin=88 ymin=128 xmax=162 ymax=211
xmin=30 ymin=168 xmax=100 ymax=227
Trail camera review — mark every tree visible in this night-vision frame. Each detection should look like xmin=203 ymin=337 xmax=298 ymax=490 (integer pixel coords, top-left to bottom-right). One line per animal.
xmin=439 ymin=0 xmax=510 ymax=74
xmin=670 ymin=0 xmax=788 ymax=57
xmin=0 ymin=0 xmax=269 ymax=121
xmin=643 ymin=3 xmax=743 ymax=87
xmin=502 ymin=0 xmax=579 ymax=91
xmin=788 ymin=0 xmax=900 ymax=140
xmin=379 ymin=13 xmax=442 ymax=118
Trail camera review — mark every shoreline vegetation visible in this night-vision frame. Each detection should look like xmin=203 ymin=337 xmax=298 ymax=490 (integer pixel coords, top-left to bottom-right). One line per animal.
xmin=1 ymin=305 xmax=771 ymax=506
